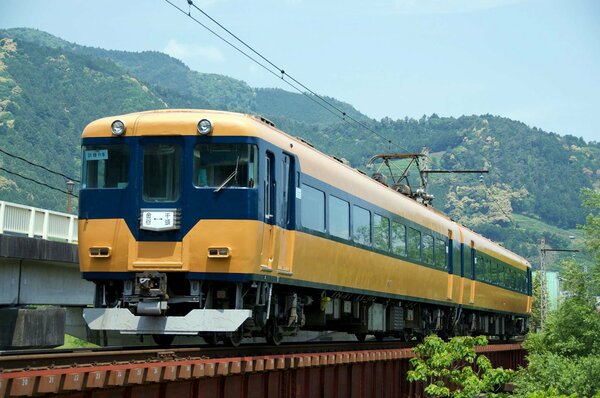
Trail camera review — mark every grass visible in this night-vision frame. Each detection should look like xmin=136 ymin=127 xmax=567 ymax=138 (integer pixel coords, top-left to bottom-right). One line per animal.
xmin=512 ymin=213 xmax=582 ymax=243
xmin=55 ymin=334 xmax=98 ymax=349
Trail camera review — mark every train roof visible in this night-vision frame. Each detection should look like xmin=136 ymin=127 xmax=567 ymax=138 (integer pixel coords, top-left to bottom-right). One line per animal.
xmin=82 ymin=109 xmax=531 ymax=270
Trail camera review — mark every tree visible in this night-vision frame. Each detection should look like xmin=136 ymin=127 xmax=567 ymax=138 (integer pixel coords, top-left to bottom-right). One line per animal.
xmin=513 ymin=191 xmax=600 ymax=397
xmin=581 ymin=188 xmax=600 ymax=294
xmin=407 ymin=335 xmax=513 ymax=398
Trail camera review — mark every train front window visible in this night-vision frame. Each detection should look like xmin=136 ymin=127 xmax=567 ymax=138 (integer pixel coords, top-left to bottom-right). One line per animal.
xmin=193 ymin=144 xmax=258 ymax=188
xmin=143 ymin=144 xmax=181 ymax=202
xmin=82 ymin=145 xmax=129 ymax=189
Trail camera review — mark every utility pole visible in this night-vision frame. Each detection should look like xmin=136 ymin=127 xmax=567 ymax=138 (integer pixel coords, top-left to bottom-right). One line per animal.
xmin=539 ymin=240 xmax=579 ymax=331
xmin=66 ymin=180 xmax=74 ymax=214
xmin=539 ymin=238 xmax=547 ymax=332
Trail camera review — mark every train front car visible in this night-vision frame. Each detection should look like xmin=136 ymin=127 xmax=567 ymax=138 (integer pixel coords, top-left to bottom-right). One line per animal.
xmin=79 ymin=109 xmax=531 ymax=346
xmin=79 ymin=110 xmax=287 ymax=346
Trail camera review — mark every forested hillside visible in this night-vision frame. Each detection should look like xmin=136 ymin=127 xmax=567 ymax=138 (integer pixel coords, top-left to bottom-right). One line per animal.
xmin=1 ymin=28 xmax=598 ymax=264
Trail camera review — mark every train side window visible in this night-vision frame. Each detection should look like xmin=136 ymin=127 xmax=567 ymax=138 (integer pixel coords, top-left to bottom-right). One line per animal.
xmin=391 ymin=222 xmax=406 ymax=256
xmin=434 ymin=239 xmax=446 ymax=269
xmin=301 ymin=184 xmax=325 ymax=232
xmin=422 ymin=234 xmax=434 ymax=265
xmin=329 ymin=196 xmax=350 ymax=239
xmin=407 ymin=227 xmax=421 ymax=261
xmin=464 ymin=246 xmax=473 ymax=278
xmin=512 ymin=269 xmax=517 ymax=290
xmin=496 ymin=263 xmax=506 ymax=286
xmin=281 ymin=155 xmax=293 ymax=227
xmin=495 ymin=263 xmax=500 ymax=286
xmin=352 ymin=205 xmax=371 ymax=246
xmin=373 ymin=214 xmax=390 ymax=251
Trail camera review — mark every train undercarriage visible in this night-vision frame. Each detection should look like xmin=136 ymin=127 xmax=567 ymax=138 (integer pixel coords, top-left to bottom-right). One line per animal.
xmin=87 ymin=272 xmax=528 ymax=347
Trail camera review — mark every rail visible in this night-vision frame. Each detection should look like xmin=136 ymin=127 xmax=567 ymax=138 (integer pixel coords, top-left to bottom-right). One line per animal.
xmin=0 ymin=200 xmax=77 ymax=243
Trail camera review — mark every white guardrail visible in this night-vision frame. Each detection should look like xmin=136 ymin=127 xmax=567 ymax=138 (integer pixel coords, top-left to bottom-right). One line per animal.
xmin=0 ymin=200 xmax=78 ymax=243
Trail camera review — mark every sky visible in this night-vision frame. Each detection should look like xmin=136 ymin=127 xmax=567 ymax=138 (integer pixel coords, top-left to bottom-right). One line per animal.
xmin=1 ymin=0 xmax=599 ymax=142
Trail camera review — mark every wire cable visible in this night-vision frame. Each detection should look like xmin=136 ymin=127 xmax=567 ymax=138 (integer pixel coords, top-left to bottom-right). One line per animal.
xmin=164 ymin=0 xmax=352 ymax=127
xmin=0 ymin=148 xmax=80 ymax=183
xmin=0 ymin=166 xmax=79 ymax=198
xmin=165 ymin=0 xmax=404 ymax=150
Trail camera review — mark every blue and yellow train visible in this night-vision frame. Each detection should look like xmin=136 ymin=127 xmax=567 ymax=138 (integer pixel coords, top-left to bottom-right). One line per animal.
xmin=79 ymin=109 xmax=531 ymax=346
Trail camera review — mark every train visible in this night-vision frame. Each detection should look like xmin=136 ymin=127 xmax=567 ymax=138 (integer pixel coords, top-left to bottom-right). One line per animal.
xmin=79 ymin=109 xmax=532 ymax=346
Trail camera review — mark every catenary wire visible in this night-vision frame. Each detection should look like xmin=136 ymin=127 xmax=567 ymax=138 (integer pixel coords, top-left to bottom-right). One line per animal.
xmin=164 ymin=0 xmax=404 ymax=150
xmin=164 ymin=0 xmax=354 ymax=128
xmin=0 ymin=166 xmax=79 ymax=198
xmin=0 ymin=148 xmax=80 ymax=183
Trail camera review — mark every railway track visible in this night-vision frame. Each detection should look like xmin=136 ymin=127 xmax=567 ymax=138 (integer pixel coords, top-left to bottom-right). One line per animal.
xmin=0 ymin=340 xmax=417 ymax=371
xmin=0 ymin=341 xmax=524 ymax=397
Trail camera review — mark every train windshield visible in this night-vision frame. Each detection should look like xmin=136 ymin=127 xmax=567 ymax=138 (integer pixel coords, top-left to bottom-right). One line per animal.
xmin=82 ymin=144 xmax=129 ymax=189
xmin=193 ymin=144 xmax=258 ymax=188
xmin=143 ymin=144 xmax=181 ymax=202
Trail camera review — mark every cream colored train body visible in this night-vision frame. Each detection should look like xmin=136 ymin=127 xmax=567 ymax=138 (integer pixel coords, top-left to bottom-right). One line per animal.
xmin=79 ymin=109 xmax=531 ymax=345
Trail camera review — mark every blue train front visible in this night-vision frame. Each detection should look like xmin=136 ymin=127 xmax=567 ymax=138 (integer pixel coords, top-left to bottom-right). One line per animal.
xmin=79 ymin=109 xmax=531 ymax=346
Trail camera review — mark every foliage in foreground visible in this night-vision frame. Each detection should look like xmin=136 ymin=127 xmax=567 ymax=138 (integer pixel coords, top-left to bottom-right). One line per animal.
xmin=513 ymin=191 xmax=600 ymax=398
xmin=407 ymin=335 xmax=512 ymax=398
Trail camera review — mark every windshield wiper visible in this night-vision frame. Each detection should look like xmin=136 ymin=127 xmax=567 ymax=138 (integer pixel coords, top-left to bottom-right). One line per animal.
xmin=214 ymin=157 xmax=239 ymax=193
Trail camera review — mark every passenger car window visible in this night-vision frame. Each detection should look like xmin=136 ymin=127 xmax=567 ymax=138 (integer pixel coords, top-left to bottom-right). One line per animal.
xmin=329 ymin=196 xmax=350 ymax=239
xmin=391 ymin=221 xmax=406 ymax=256
xmin=373 ymin=214 xmax=390 ymax=251
xmin=435 ymin=239 xmax=447 ymax=269
xmin=301 ymin=184 xmax=325 ymax=232
xmin=422 ymin=234 xmax=434 ymax=265
xmin=407 ymin=227 xmax=421 ymax=261
xmin=352 ymin=206 xmax=371 ymax=246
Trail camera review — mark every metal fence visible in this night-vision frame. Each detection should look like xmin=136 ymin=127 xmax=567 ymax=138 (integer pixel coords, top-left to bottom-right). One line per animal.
xmin=0 ymin=200 xmax=77 ymax=243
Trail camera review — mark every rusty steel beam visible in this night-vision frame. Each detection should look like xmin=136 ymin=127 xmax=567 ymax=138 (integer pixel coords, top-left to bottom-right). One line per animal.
xmin=0 ymin=344 xmax=525 ymax=397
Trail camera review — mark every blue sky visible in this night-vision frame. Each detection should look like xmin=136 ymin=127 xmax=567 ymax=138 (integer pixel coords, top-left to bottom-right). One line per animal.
xmin=1 ymin=0 xmax=599 ymax=142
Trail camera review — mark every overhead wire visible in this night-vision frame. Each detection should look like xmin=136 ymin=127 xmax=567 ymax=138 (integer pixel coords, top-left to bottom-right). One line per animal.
xmin=0 ymin=166 xmax=79 ymax=198
xmin=163 ymin=0 xmax=347 ymax=128
xmin=164 ymin=0 xmax=404 ymax=151
xmin=0 ymin=147 xmax=80 ymax=183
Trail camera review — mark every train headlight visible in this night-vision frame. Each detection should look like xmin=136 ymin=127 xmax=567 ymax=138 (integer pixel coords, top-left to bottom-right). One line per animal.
xmin=197 ymin=119 xmax=212 ymax=135
xmin=111 ymin=120 xmax=126 ymax=136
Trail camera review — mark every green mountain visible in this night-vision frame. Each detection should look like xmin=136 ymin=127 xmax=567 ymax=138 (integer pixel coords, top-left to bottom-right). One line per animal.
xmin=0 ymin=28 xmax=598 ymax=266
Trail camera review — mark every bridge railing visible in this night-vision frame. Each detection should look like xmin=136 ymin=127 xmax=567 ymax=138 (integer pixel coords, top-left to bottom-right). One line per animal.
xmin=0 ymin=200 xmax=77 ymax=243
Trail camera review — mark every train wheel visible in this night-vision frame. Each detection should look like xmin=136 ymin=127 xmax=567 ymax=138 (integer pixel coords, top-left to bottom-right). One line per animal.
xmin=355 ymin=333 xmax=367 ymax=342
xmin=266 ymin=325 xmax=283 ymax=346
xmin=374 ymin=333 xmax=385 ymax=342
xmin=224 ymin=330 xmax=243 ymax=347
xmin=203 ymin=333 xmax=219 ymax=346
xmin=152 ymin=334 xmax=175 ymax=347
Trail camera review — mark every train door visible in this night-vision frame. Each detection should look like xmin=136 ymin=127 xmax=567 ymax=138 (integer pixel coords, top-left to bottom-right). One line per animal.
xmin=130 ymin=139 xmax=185 ymax=270
xmin=260 ymin=152 xmax=277 ymax=270
xmin=457 ymin=242 xmax=465 ymax=305
xmin=276 ymin=154 xmax=295 ymax=274
xmin=469 ymin=243 xmax=476 ymax=304
xmin=446 ymin=229 xmax=462 ymax=301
